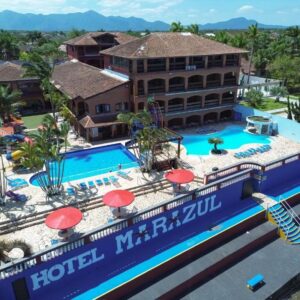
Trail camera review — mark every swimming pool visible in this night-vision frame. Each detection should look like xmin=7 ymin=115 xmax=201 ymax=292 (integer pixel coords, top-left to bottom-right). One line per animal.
xmin=30 ymin=144 xmax=138 ymax=186
xmin=183 ymin=125 xmax=271 ymax=155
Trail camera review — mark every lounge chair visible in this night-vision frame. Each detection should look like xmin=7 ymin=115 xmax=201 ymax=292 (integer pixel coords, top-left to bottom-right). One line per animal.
xmin=66 ymin=187 xmax=76 ymax=197
xmin=88 ymin=181 xmax=96 ymax=189
xmin=109 ymin=176 xmax=121 ymax=187
xmin=7 ymin=178 xmax=28 ymax=190
xmin=5 ymin=190 xmax=28 ymax=202
xmin=96 ymin=179 xmax=103 ymax=186
xmin=117 ymin=171 xmax=133 ymax=180
xmin=79 ymin=182 xmax=88 ymax=190
xmin=234 ymin=153 xmax=242 ymax=159
xmin=247 ymin=274 xmax=264 ymax=290
xmin=103 ymin=177 xmax=110 ymax=185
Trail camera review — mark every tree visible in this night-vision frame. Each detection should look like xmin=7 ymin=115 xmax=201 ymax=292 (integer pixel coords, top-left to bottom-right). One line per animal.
xmin=25 ymin=31 xmax=43 ymax=44
xmin=245 ymin=89 xmax=263 ymax=108
xmin=67 ymin=29 xmax=86 ymax=39
xmin=0 ymin=30 xmax=19 ymax=60
xmin=187 ymin=24 xmax=200 ymax=35
xmin=286 ymin=96 xmax=293 ymax=120
xmin=270 ymin=86 xmax=288 ymax=102
xmin=230 ymin=32 xmax=247 ymax=48
xmin=286 ymin=26 xmax=300 ymax=56
xmin=246 ymin=24 xmax=259 ymax=83
xmin=0 ymin=144 xmax=7 ymax=205
xmin=291 ymin=100 xmax=300 ymax=122
xmin=19 ymin=115 xmax=70 ymax=196
xmin=170 ymin=21 xmax=184 ymax=32
xmin=0 ymin=85 xmax=23 ymax=123
xmin=215 ymin=31 xmax=231 ymax=44
xmin=268 ymin=56 xmax=300 ymax=92
xmin=208 ymin=137 xmax=224 ymax=154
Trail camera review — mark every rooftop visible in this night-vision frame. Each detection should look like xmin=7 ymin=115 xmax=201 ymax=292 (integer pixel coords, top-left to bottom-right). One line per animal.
xmin=0 ymin=61 xmax=37 ymax=82
xmin=52 ymin=60 xmax=129 ymax=99
xmin=101 ymin=32 xmax=248 ymax=59
xmin=64 ymin=32 xmax=138 ymax=46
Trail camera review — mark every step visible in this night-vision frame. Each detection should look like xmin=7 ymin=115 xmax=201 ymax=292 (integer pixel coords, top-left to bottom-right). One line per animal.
xmin=273 ymin=213 xmax=291 ymax=223
xmin=271 ymin=207 xmax=286 ymax=217
xmin=269 ymin=204 xmax=283 ymax=213
xmin=291 ymin=238 xmax=300 ymax=244
xmin=276 ymin=218 xmax=294 ymax=229
xmin=127 ymin=222 xmax=276 ymax=300
xmin=288 ymin=232 xmax=300 ymax=242
xmin=286 ymin=227 xmax=300 ymax=238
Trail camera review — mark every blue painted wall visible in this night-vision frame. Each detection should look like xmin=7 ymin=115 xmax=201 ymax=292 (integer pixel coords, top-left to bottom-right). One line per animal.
xmin=234 ymin=104 xmax=300 ymax=143
xmin=0 ymin=178 xmax=257 ymax=300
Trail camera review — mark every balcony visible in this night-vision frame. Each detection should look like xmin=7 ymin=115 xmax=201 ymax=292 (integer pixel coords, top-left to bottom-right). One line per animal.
xmin=226 ymin=60 xmax=239 ymax=67
xmin=168 ymin=104 xmax=184 ymax=113
xmin=206 ymin=80 xmax=221 ymax=88
xmin=147 ymin=59 xmax=166 ymax=72
xmin=222 ymin=97 xmax=235 ymax=104
xmin=204 ymin=99 xmax=219 ymax=108
xmin=148 ymin=86 xmax=165 ymax=94
xmin=186 ymin=102 xmax=202 ymax=110
xmin=207 ymin=60 xmax=222 ymax=68
xmin=169 ymin=84 xmax=185 ymax=92
xmin=224 ymin=79 xmax=237 ymax=86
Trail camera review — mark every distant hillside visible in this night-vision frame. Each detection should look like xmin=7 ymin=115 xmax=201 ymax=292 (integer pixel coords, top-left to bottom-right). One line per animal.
xmin=200 ymin=17 xmax=288 ymax=30
xmin=0 ymin=10 xmax=170 ymax=31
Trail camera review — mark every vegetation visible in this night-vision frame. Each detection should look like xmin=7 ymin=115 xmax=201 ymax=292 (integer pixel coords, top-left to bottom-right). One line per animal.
xmin=245 ymin=89 xmax=264 ymax=108
xmin=208 ymin=137 xmax=224 ymax=154
xmin=19 ymin=114 xmax=69 ymax=196
xmin=22 ymin=113 xmax=49 ymax=129
xmin=270 ymin=86 xmax=288 ymax=102
xmin=0 ymin=239 xmax=32 ymax=262
xmin=287 ymin=97 xmax=300 ymax=122
xmin=240 ymin=98 xmax=287 ymax=111
xmin=0 ymin=85 xmax=23 ymax=124
xmin=0 ymin=149 xmax=7 ymax=205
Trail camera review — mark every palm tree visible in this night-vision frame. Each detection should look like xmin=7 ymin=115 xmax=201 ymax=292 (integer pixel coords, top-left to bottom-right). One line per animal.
xmin=0 ymin=85 xmax=22 ymax=123
xmin=215 ymin=31 xmax=231 ymax=44
xmin=245 ymin=89 xmax=263 ymax=108
xmin=0 ymin=145 xmax=7 ymax=205
xmin=187 ymin=24 xmax=200 ymax=35
xmin=286 ymin=26 xmax=300 ymax=56
xmin=247 ymin=24 xmax=259 ymax=84
xmin=170 ymin=21 xmax=185 ymax=32
xmin=208 ymin=137 xmax=224 ymax=154
xmin=230 ymin=32 xmax=247 ymax=48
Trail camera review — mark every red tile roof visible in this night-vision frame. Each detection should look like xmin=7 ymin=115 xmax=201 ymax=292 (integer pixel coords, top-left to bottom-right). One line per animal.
xmin=101 ymin=32 xmax=248 ymax=59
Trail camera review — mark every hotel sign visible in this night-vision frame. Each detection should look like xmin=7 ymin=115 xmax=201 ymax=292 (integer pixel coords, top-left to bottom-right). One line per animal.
xmin=31 ymin=194 xmax=221 ymax=291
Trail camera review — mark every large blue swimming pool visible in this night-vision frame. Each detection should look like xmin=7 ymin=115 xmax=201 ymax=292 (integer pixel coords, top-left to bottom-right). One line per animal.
xmin=30 ymin=144 xmax=138 ymax=186
xmin=183 ymin=125 xmax=271 ymax=155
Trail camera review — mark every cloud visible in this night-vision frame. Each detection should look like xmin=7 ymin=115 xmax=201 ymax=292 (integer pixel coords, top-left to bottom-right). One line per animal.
xmin=237 ymin=5 xmax=254 ymax=13
xmin=209 ymin=9 xmax=216 ymax=13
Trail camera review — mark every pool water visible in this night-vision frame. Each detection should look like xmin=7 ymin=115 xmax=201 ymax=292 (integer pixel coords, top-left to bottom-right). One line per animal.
xmin=183 ymin=125 xmax=271 ymax=155
xmin=30 ymin=144 xmax=138 ymax=186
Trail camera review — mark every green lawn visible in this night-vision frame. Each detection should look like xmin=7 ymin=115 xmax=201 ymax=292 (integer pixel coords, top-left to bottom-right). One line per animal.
xmin=22 ymin=113 xmax=49 ymax=129
xmin=240 ymin=98 xmax=287 ymax=111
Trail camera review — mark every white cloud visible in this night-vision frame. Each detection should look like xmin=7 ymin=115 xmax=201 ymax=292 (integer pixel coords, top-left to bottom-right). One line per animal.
xmin=276 ymin=10 xmax=288 ymax=15
xmin=237 ymin=5 xmax=254 ymax=13
xmin=209 ymin=9 xmax=216 ymax=13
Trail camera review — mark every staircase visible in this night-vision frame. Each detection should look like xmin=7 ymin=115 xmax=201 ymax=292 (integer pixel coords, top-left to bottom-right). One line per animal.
xmin=268 ymin=202 xmax=300 ymax=244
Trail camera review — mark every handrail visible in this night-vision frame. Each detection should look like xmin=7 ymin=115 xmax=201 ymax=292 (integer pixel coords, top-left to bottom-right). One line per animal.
xmin=0 ymin=169 xmax=252 ymax=276
xmin=203 ymin=152 xmax=300 ymax=184
xmin=271 ymin=206 xmax=292 ymax=240
xmin=281 ymin=201 xmax=300 ymax=227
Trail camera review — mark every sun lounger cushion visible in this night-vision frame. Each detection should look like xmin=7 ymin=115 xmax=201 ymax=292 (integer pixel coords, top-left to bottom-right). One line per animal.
xmin=96 ymin=179 xmax=103 ymax=186
xmin=247 ymin=274 xmax=264 ymax=290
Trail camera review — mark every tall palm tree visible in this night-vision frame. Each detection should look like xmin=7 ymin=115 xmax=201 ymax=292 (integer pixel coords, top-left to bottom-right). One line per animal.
xmin=0 ymin=85 xmax=22 ymax=123
xmin=286 ymin=26 xmax=300 ymax=56
xmin=230 ymin=32 xmax=247 ymax=48
xmin=247 ymin=23 xmax=259 ymax=83
xmin=170 ymin=21 xmax=185 ymax=32
xmin=187 ymin=24 xmax=200 ymax=35
xmin=215 ymin=31 xmax=231 ymax=44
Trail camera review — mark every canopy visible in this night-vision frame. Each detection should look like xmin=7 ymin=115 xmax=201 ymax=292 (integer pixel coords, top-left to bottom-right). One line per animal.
xmin=165 ymin=169 xmax=195 ymax=184
xmin=103 ymin=190 xmax=135 ymax=208
xmin=45 ymin=207 xmax=82 ymax=230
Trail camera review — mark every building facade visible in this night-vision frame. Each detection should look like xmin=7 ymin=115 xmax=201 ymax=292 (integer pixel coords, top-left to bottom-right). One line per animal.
xmin=102 ymin=32 xmax=247 ymax=129
xmin=0 ymin=61 xmax=46 ymax=115
xmin=64 ymin=32 xmax=137 ymax=68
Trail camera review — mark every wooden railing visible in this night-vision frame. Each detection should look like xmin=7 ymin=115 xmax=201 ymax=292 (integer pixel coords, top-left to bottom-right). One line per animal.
xmin=203 ymin=152 xmax=300 ymax=184
xmin=0 ymin=169 xmax=252 ymax=278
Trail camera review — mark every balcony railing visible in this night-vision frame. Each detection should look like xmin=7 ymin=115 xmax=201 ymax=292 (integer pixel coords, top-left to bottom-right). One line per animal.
xmin=188 ymin=83 xmax=203 ymax=90
xmin=137 ymin=88 xmax=144 ymax=96
xmin=204 ymin=99 xmax=219 ymax=107
xmin=222 ymin=97 xmax=235 ymax=104
xmin=169 ymin=63 xmax=186 ymax=71
xmin=168 ymin=104 xmax=184 ymax=112
xmin=148 ymin=87 xmax=165 ymax=94
xmin=169 ymin=84 xmax=185 ymax=92
xmin=226 ymin=60 xmax=239 ymax=67
xmin=206 ymin=80 xmax=221 ymax=88
xmin=207 ymin=61 xmax=223 ymax=68
xmin=186 ymin=102 xmax=202 ymax=110
xmin=147 ymin=65 xmax=166 ymax=72
xmin=224 ymin=79 xmax=237 ymax=86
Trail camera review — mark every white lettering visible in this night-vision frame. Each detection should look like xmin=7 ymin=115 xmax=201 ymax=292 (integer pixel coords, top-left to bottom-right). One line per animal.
xmin=115 ymin=230 xmax=134 ymax=255
xmin=48 ymin=265 xmax=65 ymax=282
xmin=152 ymin=216 xmax=167 ymax=238
xmin=135 ymin=224 xmax=151 ymax=246
xmin=31 ymin=270 xmax=50 ymax=291
xmin=168 ymin=210 xmax=181 ymax=231
xmin=182 ymin=203 xmax=196 ymax=224
xmin=209 ymin=195 xmax=221 ymax=212
xmin=62 ymin=257 xmax=77 ymax=275
xmin=90 ymin=248 xmax=104 ymax=263
xmin=197 ymin=197 xmax=210 ymax=216
xmin=78 ymin=252 xmax=93 ymax=270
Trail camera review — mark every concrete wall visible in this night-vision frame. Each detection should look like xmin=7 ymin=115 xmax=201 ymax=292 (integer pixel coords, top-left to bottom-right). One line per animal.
xmin=234 ymin=104 xmax=300 ymax=143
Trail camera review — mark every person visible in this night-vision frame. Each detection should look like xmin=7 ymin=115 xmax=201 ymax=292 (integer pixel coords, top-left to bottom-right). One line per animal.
xmin=118 ymin=163 xmax=122 ymax=170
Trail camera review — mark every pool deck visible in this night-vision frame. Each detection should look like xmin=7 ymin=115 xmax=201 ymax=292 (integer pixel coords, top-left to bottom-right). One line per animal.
xmin=1 ymin=121 xmax=300 ymax=253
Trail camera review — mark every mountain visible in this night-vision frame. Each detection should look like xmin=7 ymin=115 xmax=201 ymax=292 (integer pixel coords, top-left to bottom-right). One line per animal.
xmin=200 ymin=17 xmax=288 ymax=30
xmin=0 ymin=10 xmax=170 ymax=31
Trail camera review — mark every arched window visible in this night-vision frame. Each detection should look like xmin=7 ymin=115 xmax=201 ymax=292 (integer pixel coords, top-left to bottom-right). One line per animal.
xmin=148 ymin=79 xmax=165 ymax=94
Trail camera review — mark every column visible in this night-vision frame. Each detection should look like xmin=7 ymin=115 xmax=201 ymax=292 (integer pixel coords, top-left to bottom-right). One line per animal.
xmin=222 ymin=55 xmax=226 ymax=67
xmin=221 ymin=73 xmax=224 ymax=86
xmin=143 ymin=59 xmax=148 ymax=73
xmin=132 ymin=60 xmax=137 ymax=73
xmin=166 ymin=58 xmax=170 ymax=72
xmin=185 ymin=57 xmax=189 ymax=68
xmin=202 ymin=95 xmax=205 ymax=108
xmin=183 ymin=97 xmax=187 ymax=111
xmin=219 ymin=93 xmax=222 ymax=105
xmin=144 ymin=80 xmax=148 ymax=95
xmin=204 ymin=56 xmax=208 ymax=69
xmin=165 ymin=79 xmax=169 ymax=93
xmin=184 ymin=77 xmax=188 ymax=91
xmin=203 ymin=75 xmax=207 ymax=88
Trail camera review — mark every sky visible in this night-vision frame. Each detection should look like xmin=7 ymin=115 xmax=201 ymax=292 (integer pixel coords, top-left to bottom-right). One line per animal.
xmin=0 ymin=0 xmax=299 ymax=25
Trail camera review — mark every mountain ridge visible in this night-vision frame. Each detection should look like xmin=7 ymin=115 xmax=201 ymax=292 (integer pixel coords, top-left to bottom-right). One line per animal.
xmin=0 ymin=10 xmax=295 ymax=31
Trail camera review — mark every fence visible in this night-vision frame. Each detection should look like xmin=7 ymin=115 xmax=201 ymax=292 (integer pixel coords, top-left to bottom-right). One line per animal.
xmin=0 ymin=169 xmax=252 ymax=279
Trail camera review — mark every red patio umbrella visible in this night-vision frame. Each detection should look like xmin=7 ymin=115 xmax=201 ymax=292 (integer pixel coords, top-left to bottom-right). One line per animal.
xmin=165 ymin=169 xmax=195 ymax=184
xmin=103 ymin=190 xmax=135 ymax=209
xmin=45 ymin=207 xmax=83 ymax=230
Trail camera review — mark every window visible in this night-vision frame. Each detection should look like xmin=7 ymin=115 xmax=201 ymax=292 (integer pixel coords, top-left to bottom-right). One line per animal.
xmin=112 ymin=56 xmax=129 ymax=68
xmin=115 ymin=102 xmax=128 ymax=112
xmin=95 ymin=104 xmax=111 ymax=114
